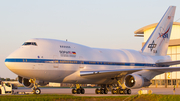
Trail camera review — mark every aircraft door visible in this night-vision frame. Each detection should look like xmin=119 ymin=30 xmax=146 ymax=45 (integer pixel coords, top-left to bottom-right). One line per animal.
xmin=79 ymin=56 xmax=85 ymax=69
xmin=53 ymin=55 xmax=59 ymax=68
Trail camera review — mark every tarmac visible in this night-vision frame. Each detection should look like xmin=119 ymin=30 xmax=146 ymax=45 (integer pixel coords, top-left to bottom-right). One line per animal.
xmin=13 ymin=87 xmax=180 ymax=96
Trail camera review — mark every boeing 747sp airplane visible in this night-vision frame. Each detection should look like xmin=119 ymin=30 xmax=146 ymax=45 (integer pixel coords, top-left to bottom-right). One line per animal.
xmin=5 ymin=6 xmax=180 ymax=94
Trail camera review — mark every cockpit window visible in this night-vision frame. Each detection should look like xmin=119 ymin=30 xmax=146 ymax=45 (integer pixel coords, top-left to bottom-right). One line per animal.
xmin=22 ymin=42 xmax=37 ymax=46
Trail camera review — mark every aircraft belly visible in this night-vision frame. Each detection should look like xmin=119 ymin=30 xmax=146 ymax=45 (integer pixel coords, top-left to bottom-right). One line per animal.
xmin=11 ymin=69 xmax=76 ymax=82
xmin=6 ymin=63 xmax=78 ymax=82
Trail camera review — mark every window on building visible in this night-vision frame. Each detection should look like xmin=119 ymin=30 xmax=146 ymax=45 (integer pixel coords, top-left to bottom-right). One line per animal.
xmin=167 ymin=47 xmax=172 ymax=55
xmin=172 ymin=55 xmax=177 ymax=61
xmin=172 ymin=46 xmax=177 ymax=54
xmin=168 ymin=80 xmax=171 ymax=85
xmin=177 ymin=80 xmax=180 ymax=85
xmin=156 ymin=80 xmax=160 ymax=85
xmin=161 ymin=80 xmax=165 ymax=85
xmin=173 ymin=80 xmax=176 ymax=85
xmin=177 ymin=46 xmax=180 ymax=54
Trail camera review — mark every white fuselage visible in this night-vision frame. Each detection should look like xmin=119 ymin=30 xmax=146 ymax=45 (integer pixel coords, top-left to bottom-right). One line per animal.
xmin=5 ymin=38 xmax=171 ymax=84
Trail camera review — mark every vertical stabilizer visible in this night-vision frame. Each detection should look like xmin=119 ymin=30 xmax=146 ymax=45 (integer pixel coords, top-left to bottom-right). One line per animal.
xmin=141 ymin=6 xmax=176 ymax=56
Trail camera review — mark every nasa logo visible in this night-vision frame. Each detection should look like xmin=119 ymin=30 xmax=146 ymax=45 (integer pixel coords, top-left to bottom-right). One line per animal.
xmin=157 ymin=27 xmax=170 ymax=46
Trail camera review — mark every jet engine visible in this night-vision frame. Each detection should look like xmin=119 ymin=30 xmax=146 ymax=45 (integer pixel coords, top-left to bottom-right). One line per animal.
xmin=18 ymin=76 xmax=49 ymax=88
xmin=124 ymin=74 xmax=151 ymax=89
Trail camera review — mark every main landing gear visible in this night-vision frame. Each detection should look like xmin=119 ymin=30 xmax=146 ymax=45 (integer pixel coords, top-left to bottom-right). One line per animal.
xmin=111 ymin=88 xmax=131 ymax=94
xmin=95 ymin=85 xmax=108 ymax=94
xmin=29 ymin=78 xmax=41 ymax=94
xmin=111 ymin=80 xmax=131 ymax=94
xmin=94 ymin=80 xmax=131 ymax=95
xmin=94 ymin=84 xmax=131 ymax=95
xmin=71 ymin=84 xmax=85 ymax=94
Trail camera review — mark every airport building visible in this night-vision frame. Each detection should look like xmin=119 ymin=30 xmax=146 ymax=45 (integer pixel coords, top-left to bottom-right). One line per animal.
xmin=135 ymin=22 xmax=180 ymax=88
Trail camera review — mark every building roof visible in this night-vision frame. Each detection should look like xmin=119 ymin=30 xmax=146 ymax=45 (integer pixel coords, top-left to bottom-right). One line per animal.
xmin=134 ymin=22 xmax=180 ymax=34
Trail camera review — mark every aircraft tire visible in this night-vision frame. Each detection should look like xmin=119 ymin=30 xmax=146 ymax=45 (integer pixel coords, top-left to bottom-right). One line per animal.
xmin=100 ymin=88 xmax=104 ymax=94
xmin=72 ymin=88 xmax=76 ymax=94
xmin=111 ymin=89 xmax=115 ymax=94
xmin=119 ymin=89 xmax=124 ymax=94
xmin=34 ymin=88 xmax=41 ymax=94
xmin=116 ymin=89 xmax=120 ymax=94
xmin=77 ymin=89 xmax=81 ymax=94
xmin=127 ymin=89 xmax=131 ymax=94
xmin=124 ymin=89 xmax=127 ymax=94
xmin=95 ymin=88 xmax=99 ymax=94
xmin=104 ymin=89 xmax=108 ymax=94
xmin=80 ymin=88 xmax=85 ymax=94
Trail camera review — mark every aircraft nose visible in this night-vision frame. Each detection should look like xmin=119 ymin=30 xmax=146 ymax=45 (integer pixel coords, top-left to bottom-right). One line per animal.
xmin=5 ymin=58 xmax=15 ymax=71
xmin=4 ymin=47 xmax=23 ymax=71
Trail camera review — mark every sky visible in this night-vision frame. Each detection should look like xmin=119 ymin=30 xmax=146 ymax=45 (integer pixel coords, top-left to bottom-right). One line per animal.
xmin=0 ymin=0 xmax=180 ymax=79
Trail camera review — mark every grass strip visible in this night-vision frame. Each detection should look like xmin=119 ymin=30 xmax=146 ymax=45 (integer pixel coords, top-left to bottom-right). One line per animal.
xmin=0 ymin=94 xmax=180 ymax=101
xmin=0 ymin=94 xmax=128 ymax=101
xmin=133 ymin=94 xmax=180 ymax=101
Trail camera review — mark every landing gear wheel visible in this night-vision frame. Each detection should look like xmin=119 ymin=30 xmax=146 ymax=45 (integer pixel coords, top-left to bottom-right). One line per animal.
xmin=33 ymin=88 xmax=41 ymax=94
xmin=104 ymin=89 xmax=108 ymax=94
xmin=119 ymin=89 xmax=124 ymax=94
xmin=100 ymin=89 xmax=104 ymax=94
xmin=123 ymin=89 xmax=127 ymax=94
xmin=111 ymin=89 xmax=116 ymax=94
xmin=127 ymin=89 xmax=131 ymax=94
xmin=116 ymin=89 xmax=120 ymax=94
xmin=80 ymin=88 xmax=85 ymax=94
xmin=72 ymin=88 xmax=76 ymax=94
xmin=77 ymin=89 xmax=81 ymax=94
xmin=95 ymin=88 xmax=99 ymax=94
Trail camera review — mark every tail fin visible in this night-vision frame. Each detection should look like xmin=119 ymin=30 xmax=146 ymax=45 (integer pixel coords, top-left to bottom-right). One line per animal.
xmin=141 ymin=6 xmax=176 ymax=56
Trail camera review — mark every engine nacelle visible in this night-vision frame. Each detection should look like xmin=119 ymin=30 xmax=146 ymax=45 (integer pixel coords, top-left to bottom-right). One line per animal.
xmin=124 ymin=74 xmax=151 ymax=89
xmin=18 ymin=76 xmax=23 ymax=84
xmin=18 ymin=76 xmax=49 ymax=88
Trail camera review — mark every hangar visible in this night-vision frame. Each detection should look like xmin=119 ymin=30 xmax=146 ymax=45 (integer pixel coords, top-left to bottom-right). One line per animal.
xmin=135 ymin=22 xmax=180 ymax=88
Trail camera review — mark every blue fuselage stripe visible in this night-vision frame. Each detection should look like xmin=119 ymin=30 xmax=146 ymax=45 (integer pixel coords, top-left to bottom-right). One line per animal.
xmin=5 ymin=58 xmax=156 ymax=67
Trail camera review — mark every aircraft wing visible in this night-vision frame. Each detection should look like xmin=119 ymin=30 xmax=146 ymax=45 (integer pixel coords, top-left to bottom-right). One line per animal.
xmin=156 ymin=60 xmax=180 ymax=67
xmin=80 ymin=67 xmax=180 ymax=78
xmin=80 ymin=68 xmax=142 ymax=76
xmin=144 ymin=67 xmax=180 ymax=72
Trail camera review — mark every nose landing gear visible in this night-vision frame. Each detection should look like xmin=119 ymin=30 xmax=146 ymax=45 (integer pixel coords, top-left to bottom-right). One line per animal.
xmin=29 ymin=78 xmax=41 ymax=94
